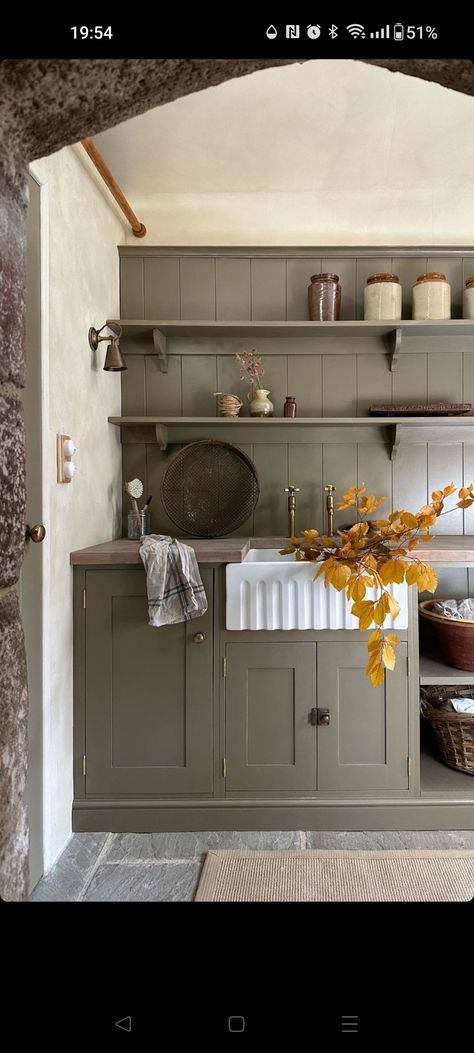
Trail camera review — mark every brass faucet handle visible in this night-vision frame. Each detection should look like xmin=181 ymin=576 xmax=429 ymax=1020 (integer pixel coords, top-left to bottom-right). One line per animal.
xmin=284 ymin=485 xmax=301 ymax=494
xmin=324 ymin=484 xmax=336 ymax=494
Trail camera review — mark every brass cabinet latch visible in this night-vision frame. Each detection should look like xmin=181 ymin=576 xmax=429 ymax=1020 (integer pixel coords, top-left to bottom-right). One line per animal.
xmin=310 ymin=708 xmax=330 ymax=726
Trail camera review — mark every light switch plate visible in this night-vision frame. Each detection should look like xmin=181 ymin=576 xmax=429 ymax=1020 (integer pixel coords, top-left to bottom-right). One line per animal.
xmin=57 ymin=433 xmax=73 ymax=483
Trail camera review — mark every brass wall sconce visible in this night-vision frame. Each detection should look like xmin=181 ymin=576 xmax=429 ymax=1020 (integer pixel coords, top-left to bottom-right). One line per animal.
xmin=88 ymin=322 xmax=127 ymax=371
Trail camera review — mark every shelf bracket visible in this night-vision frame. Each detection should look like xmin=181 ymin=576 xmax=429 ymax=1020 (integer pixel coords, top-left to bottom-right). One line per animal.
xmin=152 ymin=328 xmax=168 ymax=373
xmin=390 ymin=423 xmax=401 ymax=461
xmin=386 ymin=327 xmax=402 ymax=372
xmin=155 ymin=423 xmax=168 ymax=451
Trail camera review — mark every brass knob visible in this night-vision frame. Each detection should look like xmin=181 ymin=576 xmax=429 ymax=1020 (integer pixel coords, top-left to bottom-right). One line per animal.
xmin=193 ymin=632 xmax=205 ymax=643
xmin=319 ymin=710 xmax=330 ymax=725
xmin=25 ymin=523 xmax=46 ymax=544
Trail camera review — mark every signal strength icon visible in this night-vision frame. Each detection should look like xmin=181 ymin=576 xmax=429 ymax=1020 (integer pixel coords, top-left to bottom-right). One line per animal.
xmin=346 ymin=23 xmax=365 ymax=38
xmin=370 ymin=25 xmax=390 ymax=39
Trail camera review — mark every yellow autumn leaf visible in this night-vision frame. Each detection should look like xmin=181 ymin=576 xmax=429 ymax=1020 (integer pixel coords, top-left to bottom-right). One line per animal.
xmin=300 ymin=529 xmax=319 ymax=540
xmin=351 ymin=600 xmax=375 ymax=631
xmin=401 ymin=512 xmax=418 ymax=529
xmin=288 ymin=536 xmax=300 ymax=546
xmin=442 ymin=483 xmax=456 ymax=497
xmin=458 ymin=485 xmax=473 ymax=499
xmin=405 ymin=563 xmax=421 ymax=586
xmin=369 ymin=662 xmax=385 ymax=687
xmin=407 ymin=538 xmax=419 ymax=551
xmin=359 ymin=494 xmax=387 ymax=516
xmin=279 ymin=546 xmax=296 ymax=555
xmin=366 ymin=651 xmax=382 ymax=675
xmin=423 ymin=566 xmax=438 ymax=593
xmin=378 ymin=559 xmax=406 ymax=585
xmin=368 ymin=628 xmax=382 ymax=650
xmin=330 ymin=563 xmax=352 ymax=591
xmin=373 ymin=596 xmax=388 ymax=625
xmin=295 ymin=549 xmax=303 ymax=561
xmin=385 ymin=632 xmax=400 ymax=646
xmin=351 ymin=577 xmax=368 ymax=601
xmin=385 ymin=593 xmax=401 ymax=618
xmin=456 ymin=498 xmax=474 ymax=509
xmin=431 ymin=489 xmax=443 ymax=502
xmin=382 ymin=642 xmax=396 ymax=670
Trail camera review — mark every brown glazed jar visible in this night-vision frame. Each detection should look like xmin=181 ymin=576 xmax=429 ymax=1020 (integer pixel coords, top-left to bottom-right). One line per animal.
xmin=308 ymin=273 xmax=341 ymax=321
xmin=284 ymin=396 xmax=297 ymax=418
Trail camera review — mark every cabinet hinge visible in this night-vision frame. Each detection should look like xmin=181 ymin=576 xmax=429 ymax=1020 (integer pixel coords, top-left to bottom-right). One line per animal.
xmin=222 ymin=657 xmax=227 ymax=678
xmin=407 ymin=756 xmax=411 ymax=778
xmin=82 ymin=755 xmax=86 ymax=776
xmin=222 ymin=757 xmax=227 ymax=778
xmin=82 ymin=588 xmax=87 ymax=610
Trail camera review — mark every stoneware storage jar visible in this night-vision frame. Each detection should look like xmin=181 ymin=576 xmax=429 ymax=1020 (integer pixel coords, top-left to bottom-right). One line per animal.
xmin=364 ymin=273 xmax=402 ymax=320
xmin=412 ymin=272 xmax=451 ymax=320
xmin=463 ymin=277 xmax=474 ymax=319
xmin=308 ymin=273 xmax=341 ymax=321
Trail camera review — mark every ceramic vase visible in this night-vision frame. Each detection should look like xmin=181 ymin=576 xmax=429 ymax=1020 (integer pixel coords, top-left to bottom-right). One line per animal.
xmin=248 ymin=388 xmax=274 ymax=417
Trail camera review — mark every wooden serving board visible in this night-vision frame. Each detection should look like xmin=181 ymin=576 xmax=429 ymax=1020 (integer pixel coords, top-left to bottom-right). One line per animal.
xmin=369 ymin=403 xmax=472 ymax=416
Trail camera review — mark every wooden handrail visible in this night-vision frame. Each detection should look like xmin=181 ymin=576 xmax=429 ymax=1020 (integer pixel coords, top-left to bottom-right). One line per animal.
xmin=81 ymin=138 xmax=146 ymax=238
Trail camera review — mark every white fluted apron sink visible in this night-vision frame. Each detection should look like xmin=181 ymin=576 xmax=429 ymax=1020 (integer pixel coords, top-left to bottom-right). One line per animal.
xmin=226 ymin=549 xmax=408 ymax=631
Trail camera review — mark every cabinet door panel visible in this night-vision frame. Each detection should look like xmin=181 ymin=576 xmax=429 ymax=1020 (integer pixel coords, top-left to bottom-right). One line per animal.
xmin=225 ymin=642 xmax=317 ymax=792
xmin=317 ymin=642 xmax=409 ymax=792
xmin=85 ymin=568 xmax=213 ymax=795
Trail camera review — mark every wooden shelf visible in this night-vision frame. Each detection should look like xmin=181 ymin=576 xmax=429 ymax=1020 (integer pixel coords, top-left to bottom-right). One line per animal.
xmin=109 ymin=414 xmax=474 ymax=455
xmin=420 ymin=652 xmax=474 ymax=686
xmin=109 ymin=319 xmax=474 ymax=375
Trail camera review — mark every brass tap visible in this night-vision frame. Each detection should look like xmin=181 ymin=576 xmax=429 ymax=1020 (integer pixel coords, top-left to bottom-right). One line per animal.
xmin=284 ymin=485 xmax=300 ymax=537
xmin=324 ymin=484 xmax=336 ymax=536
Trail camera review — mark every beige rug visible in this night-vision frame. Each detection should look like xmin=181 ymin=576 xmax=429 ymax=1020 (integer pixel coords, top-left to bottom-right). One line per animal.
xmin=195 ymin=849 xmax=474 ymax=902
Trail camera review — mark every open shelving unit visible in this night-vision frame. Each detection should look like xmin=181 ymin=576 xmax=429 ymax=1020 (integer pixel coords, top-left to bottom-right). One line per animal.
xmin=109 ymin=318 xmax=474 ymax=374
xmin=108 ymin=414 xmax=474 ymax=456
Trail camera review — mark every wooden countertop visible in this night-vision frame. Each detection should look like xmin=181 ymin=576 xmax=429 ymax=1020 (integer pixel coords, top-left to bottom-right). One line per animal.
xmin=70 ymin=538 xmax=251 ymax=565
xmin=70 ymin=535 xmax=474 ymax=566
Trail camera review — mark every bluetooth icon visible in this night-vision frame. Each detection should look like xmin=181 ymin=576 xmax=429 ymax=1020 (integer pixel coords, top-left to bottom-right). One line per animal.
xmin=329 ymin=24 xmax=338 ymax=38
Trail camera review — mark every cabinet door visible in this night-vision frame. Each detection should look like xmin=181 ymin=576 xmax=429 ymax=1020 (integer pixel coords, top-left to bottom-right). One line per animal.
xmin=85 ymin=568 xmax=213 ymax=795
xmin=317 ymin=642 xmax=409 ymax=792
xmin=225 ymin=642 xmax=317 ymax=793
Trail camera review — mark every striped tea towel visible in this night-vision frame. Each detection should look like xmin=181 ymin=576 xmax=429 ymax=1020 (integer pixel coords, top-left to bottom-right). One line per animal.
xmin=139 ymin=534 xmax=208 ymax=626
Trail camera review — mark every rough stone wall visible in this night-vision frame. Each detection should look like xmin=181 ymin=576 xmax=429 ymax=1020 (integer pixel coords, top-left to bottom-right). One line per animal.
xmin=0 ymin=57 xmax=472 ymax=901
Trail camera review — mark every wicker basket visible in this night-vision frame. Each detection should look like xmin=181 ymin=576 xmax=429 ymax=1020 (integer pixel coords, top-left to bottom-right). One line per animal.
xmin=419 ymin=599 xmax=474 ymax=671
xmin=213 ymin=392 xmax=243 ymax=417
xmin=420 ymin=685 xmax=474 ymax=775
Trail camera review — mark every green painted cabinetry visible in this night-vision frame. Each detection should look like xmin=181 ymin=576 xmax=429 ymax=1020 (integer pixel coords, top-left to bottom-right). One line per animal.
xmin=224 ymin=642 xmax=317 ymax=793
xmin=317 ymin=642 xmax=409 ymax=792
xmin=81 ymin=568 xmax=214 ymax=796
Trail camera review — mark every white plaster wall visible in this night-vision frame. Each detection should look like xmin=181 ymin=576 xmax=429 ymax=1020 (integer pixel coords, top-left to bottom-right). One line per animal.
xmin=31 ymin=147 xmax=126 ymax=868
xmin=93 ymin=60 xmax=474 ymax=245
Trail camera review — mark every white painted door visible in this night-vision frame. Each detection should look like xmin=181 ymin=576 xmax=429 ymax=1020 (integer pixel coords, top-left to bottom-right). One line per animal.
xmin=21 ymin=173 xmax=44 ymax=890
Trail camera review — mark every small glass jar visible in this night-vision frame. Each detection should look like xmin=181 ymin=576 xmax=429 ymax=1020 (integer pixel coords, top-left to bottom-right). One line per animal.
xmin=308 ymin=273 xmax=341 ymax=321
xmin=284 ymin=396 xmax=297 ymax=418
xmin=127 ymin=509 xmax=151 ymax=540
xmin=412 ymin=272 xmax=451 ymax=320
xmin=463 ymin=276 xmax=474 ymax=319
xmin=364 ymin=273 xmax=402 ymax=320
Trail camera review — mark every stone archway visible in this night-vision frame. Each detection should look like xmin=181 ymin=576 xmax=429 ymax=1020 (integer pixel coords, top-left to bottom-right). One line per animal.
xmin=1 ymin=57 xmax=473 ymax=901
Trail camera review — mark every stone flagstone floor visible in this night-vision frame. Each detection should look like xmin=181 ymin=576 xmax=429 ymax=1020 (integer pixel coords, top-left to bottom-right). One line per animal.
xmin=31 ymin=829 xmax=474 ymax=902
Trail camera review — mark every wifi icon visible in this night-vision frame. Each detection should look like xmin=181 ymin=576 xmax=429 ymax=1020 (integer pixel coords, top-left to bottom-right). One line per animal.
xmin=346 ymin=23 xmax=365 ymax=38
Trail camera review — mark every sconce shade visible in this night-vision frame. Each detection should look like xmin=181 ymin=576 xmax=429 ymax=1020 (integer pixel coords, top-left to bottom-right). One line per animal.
xmin=104 ymin=338 xmax=127 ymax=372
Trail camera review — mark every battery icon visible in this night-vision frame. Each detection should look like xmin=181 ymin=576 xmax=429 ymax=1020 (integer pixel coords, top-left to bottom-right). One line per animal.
xmin=393 ymin=23 xmax=404 ymax=40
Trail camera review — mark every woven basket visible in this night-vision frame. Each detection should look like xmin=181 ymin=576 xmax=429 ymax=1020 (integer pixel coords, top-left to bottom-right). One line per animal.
xmin=214 ymin=392 xmax=243 ymax=417
xmin=420 ymin=686 xmax=474 ymax=775
xmin=419 ymin=599 xmax=474 ymax=671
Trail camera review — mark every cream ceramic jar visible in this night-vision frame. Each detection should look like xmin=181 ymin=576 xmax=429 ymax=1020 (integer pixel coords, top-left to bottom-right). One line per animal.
xmin=364 ymin=273 xmax=402 ymax=320
xmin=412 ymin=272 xmax=451 ymax=320
xmin=463 ymin=277 xmax=474 ymax=319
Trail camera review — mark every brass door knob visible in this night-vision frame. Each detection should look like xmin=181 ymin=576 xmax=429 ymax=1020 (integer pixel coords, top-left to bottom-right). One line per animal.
xmin=25 ymin=523 xmax=46 ymax=543
xmin=193 ymin=632 xmax=205 ymax=643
